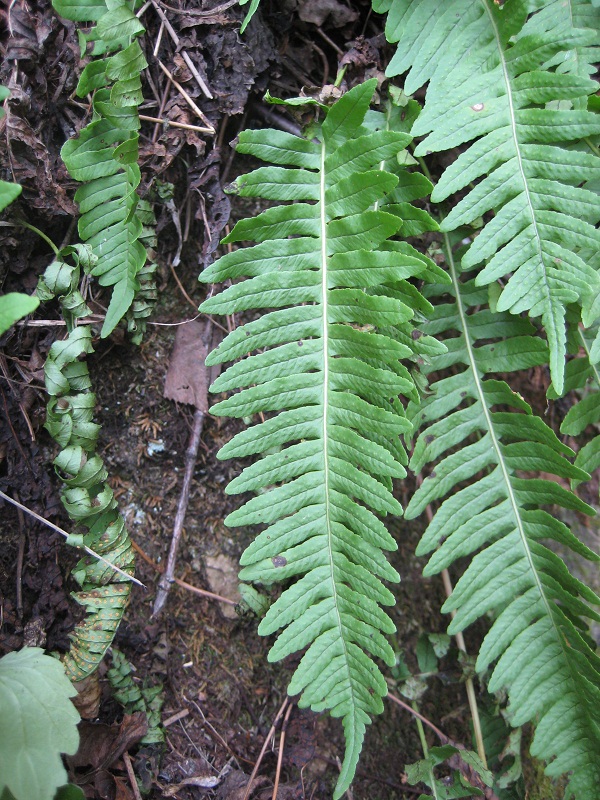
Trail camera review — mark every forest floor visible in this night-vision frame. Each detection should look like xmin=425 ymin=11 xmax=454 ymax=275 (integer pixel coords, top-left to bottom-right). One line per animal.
xmin=0 ymin=2 xmax=596 ymax=799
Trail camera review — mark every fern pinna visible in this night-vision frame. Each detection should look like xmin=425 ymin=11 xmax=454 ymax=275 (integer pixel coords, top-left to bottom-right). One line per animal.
xmin=406 ymin=241 xmax=600 ymax=798
xmin=375 ymin=0 xmax=600 ymax=393
xmin=199 ymin=80 xmax=438 ymax=796
xmin=52 ymin=0 xmax=151 ymax=338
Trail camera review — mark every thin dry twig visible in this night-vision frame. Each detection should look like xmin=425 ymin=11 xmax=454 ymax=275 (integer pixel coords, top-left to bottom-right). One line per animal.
xmin=387 ymin=692 xmax=447 ymax=742
xmin=387 ymin=693 xmax=500 ymax=800
xmin=243 ymin=697 xmax=290 ymax=800
xmin=153 ymin=365 xmax=209 ymax=616
xmin=0 ymin=490 xmax=145 ymax=587
xmin=418 ymin=485 xmax=487 ymax=767
xmin=131 ymin=539 xmax=236 ymax=605
xmin=123 ymin=751 xmax=144 ymax=800
xmin=272 ymin=701 xmax=293 ymax=800
xmin=157 ymin=60 xmax=214 ymax=131
xmin=151 ymin=0 xmax=214 ymax=100
xmin=163 ymin=708 xmax=190 ymax=727
xmin=139 ymin=113 xmax=213 ymax=133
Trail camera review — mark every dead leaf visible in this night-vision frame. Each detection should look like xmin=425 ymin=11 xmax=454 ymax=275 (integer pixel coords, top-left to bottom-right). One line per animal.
xmin=216 ymin=770 xmax=270 ymax=800
xmin=163 ymin=319 xmax=221 ymax=411
xmin=298 ymin=0 xmax=358 ymax=28
xmin=68 ymin=712 xmax=148 ymax=773
xmin=162 ymin=774 xmax=221 ymax=795
xmin=72 ymin=672 xmax=101 ymax=720
xmin=204 ymin=554 xmax=241 ymax=619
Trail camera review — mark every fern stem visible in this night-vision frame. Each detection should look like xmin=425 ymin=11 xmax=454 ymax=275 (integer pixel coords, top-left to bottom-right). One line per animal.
xmin=412 ymin=700 xmax=429 ymax=758
xmin=15 ymin=220 xmax=59 ymax=255
xmin=442 ymin=564 xmax=486 ymax=768
xmin=421 ymin=494 xmax=487 ymax=768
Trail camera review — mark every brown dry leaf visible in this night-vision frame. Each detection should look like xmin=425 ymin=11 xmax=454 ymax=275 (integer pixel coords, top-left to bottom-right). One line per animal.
xmin=163 ymin=319 xmax=220 ymax=411
xmin=72 ymin=672 xmax=102 ymax=720
xmin=216 ymin=771 xmax=270 ymax=800
xmin=162 ymin=774 xmax=221 ymax=795
xmin=204 ymin=554 xmax=241 ymax=618
xmin=68 ymin=712 xmax=148 ymax=773
xmin=298 ymin=0 xmax=358 ymax=27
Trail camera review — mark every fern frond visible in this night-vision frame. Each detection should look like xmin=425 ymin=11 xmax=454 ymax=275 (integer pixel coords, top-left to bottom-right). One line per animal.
xmin=37 ymin=246 xmax=135 ymax=681
xmin=53 ymin=0 xmax=149 ymax=337
xmin=405 ymin=241 xmax=600 ymax=798
xmin=199 ymin=81 xmax=438 ymax=797
xmin=378 ymin=0 xmax=600 ymax=392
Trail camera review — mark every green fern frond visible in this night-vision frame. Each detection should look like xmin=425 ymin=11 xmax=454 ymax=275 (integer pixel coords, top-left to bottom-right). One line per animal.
xmin=53 ymin=0 xmax=149 ymax=337
xmin=199 ymin=81 xmax=438 ymax=797
xmin=405 ymin=241 xmax=600 ymax=798
xmin=377 ymin=0 xmax=600 ymax=392
xmin=37 ymin=246 xmax=135 ymax=681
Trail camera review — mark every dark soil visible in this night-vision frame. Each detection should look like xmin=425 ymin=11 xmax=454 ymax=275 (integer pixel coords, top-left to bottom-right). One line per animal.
xmin=1 ymin=2 xmax=511 ymax=799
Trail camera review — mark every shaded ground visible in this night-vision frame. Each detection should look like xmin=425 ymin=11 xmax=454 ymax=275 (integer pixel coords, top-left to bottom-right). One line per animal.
xmin=2 ymin=1 xmax=592 ymax=799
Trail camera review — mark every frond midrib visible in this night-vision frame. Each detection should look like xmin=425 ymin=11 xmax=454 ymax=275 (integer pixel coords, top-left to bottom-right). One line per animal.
xmin=480 ymin=0 xmax=551 ymax=306
xmin=443 ymin=231 xmax=595 ymax=736
xmin=320 ymin=136 xmax=356 ymax=718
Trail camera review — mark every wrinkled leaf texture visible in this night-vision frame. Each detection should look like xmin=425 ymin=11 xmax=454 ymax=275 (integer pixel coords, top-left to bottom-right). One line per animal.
xmin=200 ymin=80 xmax=439 ymax=797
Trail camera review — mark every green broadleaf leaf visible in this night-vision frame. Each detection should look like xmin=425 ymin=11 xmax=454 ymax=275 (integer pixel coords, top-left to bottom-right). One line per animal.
xmin=0 ymin=649 xmax=80 ymax=800
xmin=0 ymin=293 xmax=40 ymax=336
xmin=0 ymin=181 xmax=22 ymax=213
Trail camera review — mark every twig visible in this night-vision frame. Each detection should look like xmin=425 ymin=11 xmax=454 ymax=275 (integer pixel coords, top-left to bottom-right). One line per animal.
xmin=387 ymin=692 xmax=448 ymax=742
xmin=150 ymin=0 xmax=213 ymax=100
xmin=123 ymin=751 xmax=144 ymax=800
xmin=157 ymin=61 xmax=215 ymax=132
xmin=272 ymin=702 xmax=293 ymax=800
xmin=131 ymin=539 xmax=236 ymax=605
xmin=242 ymin=697 xmax=290 ymax=800
xmin=139 ymin=113 xmax=213 ymax=133
xmin=16 ymin=507 xmax=25 ymax=617
xmin=316 ymin=27 xmax=344 ymax=57
xmin=157 ymin=0 xmax=238 ymax=15
xmin=163 ymin=708 xmax=189 ymax=727
xmin=0 ymin=490 xmax=144 ymax=587
xmin=152 ymin=401 xmax=207 ymax=615
xmin=251 ymin=104 xmax=302 ymax=137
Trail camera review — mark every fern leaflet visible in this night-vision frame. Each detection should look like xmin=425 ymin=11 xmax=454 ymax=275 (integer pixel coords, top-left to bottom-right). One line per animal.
xmin=377 ymin=0 xmax=600 ymax=392
xmin=406 ymin=241 xmax=600 ymax=798
xmin=199 ymin=81 xmax=439 ymax=796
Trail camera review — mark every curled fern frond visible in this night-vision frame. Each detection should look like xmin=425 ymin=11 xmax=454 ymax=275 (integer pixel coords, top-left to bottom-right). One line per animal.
xmin=199 ymin=81 xmax=437 ymax=797
xmin=37 ymin=246 xmax=135 ymax=682
xmin=53 ymin=0 xmax=150 ymax=338
xmin=377 ymin=0 xmax=600 ymax=392
xmin=406 ymin=241 xmax=600 ymax=798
